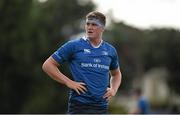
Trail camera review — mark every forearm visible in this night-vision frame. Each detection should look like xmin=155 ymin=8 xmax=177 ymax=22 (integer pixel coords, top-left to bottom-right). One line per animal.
xmin=42 ymin=57 xmax=87 ymax=94
xmin=110 ymin=70 xmax=122 ymax=93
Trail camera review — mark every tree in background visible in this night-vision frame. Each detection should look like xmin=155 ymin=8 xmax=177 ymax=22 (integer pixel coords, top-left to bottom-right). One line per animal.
xmin=105 ymin=20 xmax=180 ymax=96
xmin=0 ymin=0 xmax=94 ymax=113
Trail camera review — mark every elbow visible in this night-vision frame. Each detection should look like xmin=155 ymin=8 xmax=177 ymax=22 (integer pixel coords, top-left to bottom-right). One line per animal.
xmin=42 ymin=57 xmax=59 ymax=74
xmin=42 ymin=61 xmax=48 ymax=72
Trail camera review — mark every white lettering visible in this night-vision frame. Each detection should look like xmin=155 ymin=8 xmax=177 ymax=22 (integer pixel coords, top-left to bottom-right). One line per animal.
xmin=81 ymin=63 xmax=109 ymax=70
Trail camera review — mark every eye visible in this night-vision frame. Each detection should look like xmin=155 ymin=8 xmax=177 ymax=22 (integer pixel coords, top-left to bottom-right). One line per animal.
xmin=92 ymin=23 xmax=98 ymax=26
xmin=86 ymin=22 xmax=90 ymax=26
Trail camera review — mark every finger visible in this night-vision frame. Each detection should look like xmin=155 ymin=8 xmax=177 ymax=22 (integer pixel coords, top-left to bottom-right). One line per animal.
xmin=106 ymin=96 xmax=111 ymax=101
xmin=103 ymin=92 xmax=108 ymax=98
xmin=103 ymin=92 xmax=110 ymax=98
xmin=79 ymin=82 xmax=86 ymax=86
xmin=77 ymin=87 xmax=86 ymax=94
xmin=104 ymin=88 xmax=111 ymax=97
xmin=75 ymin=88 xmax=80 ymax=95
xmin=79 ymin=84 xmax=87 ymax=91
xmin=106 ymin=87 xmax=110 ymax=91
xmin=104 ymin=94 xmax=110 ymax=99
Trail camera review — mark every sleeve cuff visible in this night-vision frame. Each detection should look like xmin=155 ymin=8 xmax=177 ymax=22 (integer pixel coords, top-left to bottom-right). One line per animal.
xmin=51 ymin=53 xmax=63 ymax=64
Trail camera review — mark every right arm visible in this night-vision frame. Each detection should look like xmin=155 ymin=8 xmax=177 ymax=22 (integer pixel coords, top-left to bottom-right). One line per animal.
xmin=42 ymin=56 xmax=87 ymax=94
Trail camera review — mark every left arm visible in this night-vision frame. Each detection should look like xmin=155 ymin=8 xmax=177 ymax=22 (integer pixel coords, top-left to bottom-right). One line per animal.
xmin=103 ymin=68 xmax=122 ymax=100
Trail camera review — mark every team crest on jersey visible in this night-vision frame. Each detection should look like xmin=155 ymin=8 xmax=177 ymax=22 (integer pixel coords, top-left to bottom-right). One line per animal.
xmin=84 ymin=49 xmax=91 ymax=54
xmin=94 ymin=58 xmax=101 ymax=63
xmin=102 ymin=51 xmax=108 ymax=55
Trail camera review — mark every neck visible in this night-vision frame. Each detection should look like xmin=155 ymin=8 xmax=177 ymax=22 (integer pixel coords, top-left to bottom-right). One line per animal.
xmin=89 ymin=37 xmax=102 ymax=47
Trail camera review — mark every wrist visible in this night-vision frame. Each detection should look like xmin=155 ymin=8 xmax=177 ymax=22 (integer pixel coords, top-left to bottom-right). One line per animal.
xmin=64 ymin=78 xmax=72 ymax=87
xmin=111 ymin=87 xmax=117 ymax=94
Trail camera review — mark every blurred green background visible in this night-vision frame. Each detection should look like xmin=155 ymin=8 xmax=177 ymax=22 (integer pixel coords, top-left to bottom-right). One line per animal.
xmin=0 ymin=0 xmax=180 ymax=113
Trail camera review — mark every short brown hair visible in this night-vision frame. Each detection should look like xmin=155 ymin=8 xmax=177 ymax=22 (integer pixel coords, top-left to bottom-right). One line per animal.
xmin=86 ymin=11 xmax=106 ymax=26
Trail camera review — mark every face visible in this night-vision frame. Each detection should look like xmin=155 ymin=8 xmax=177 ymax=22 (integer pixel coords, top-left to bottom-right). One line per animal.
xmin=132 ymin=92 xmax=141 ymax=100
xmin=85 ymin=21 xmax=104 ymax=39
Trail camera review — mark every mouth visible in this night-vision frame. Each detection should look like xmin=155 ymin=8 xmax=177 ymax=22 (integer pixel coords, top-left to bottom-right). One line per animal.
xmin=87 ymin=31 xmax=93 ymax=34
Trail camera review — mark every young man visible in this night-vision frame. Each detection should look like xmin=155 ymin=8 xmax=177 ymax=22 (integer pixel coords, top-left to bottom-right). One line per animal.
xmin=42 ymin=11 xmax=122 ymax=114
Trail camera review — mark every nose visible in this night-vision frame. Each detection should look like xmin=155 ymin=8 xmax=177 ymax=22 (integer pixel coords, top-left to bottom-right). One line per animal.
xmin=87 ymin=24 xmax=93 ymax=29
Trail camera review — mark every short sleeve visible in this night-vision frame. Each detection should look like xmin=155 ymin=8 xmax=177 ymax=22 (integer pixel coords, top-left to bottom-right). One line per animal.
xmin=109 ymin=48 xmax=119 ymax=70
xmin=51 ymin=41 xmax=74 ymax=64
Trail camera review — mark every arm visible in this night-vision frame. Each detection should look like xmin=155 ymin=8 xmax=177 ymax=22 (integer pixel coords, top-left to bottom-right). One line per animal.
xmin=42 ymin=56 xmax=87 ymax=94
xmin=103 ymin=68 xmax=122 ymax=100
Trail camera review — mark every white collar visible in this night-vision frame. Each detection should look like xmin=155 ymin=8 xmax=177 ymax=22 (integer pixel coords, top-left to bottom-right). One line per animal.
xmin=82 ymin=36 xmax=103 ymax=48
xmin=82 ymin=36 xmax=88 ymax=41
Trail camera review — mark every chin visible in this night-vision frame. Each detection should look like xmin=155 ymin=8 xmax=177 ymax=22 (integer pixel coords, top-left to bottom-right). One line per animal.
xmin=87 ymin=35 xmax=95 ymax=39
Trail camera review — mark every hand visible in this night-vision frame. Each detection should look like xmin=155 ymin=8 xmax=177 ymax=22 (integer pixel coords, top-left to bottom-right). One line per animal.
xmin=66 ymin=80 xmax=87 ymax=95
xmin=103 ymin=87 xmax=116 ymax=101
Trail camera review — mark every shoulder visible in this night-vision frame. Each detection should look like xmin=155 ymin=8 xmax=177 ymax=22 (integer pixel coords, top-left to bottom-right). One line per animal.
xmin=62 ymin=38 xmax=84 ymax=47
xmin=103 ymin=41 xmax=116 ymax=50
xmin=103 ymin=41 xmax=117 ymax=53
xmin=67 ymin=38 xmax=83 ymax=44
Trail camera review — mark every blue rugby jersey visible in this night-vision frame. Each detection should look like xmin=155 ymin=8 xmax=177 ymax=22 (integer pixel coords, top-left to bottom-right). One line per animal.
xmin=52 ymin=37 xmax=119 ymax=107
xmin=138 ymin=97 xmax=149 ymax=114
